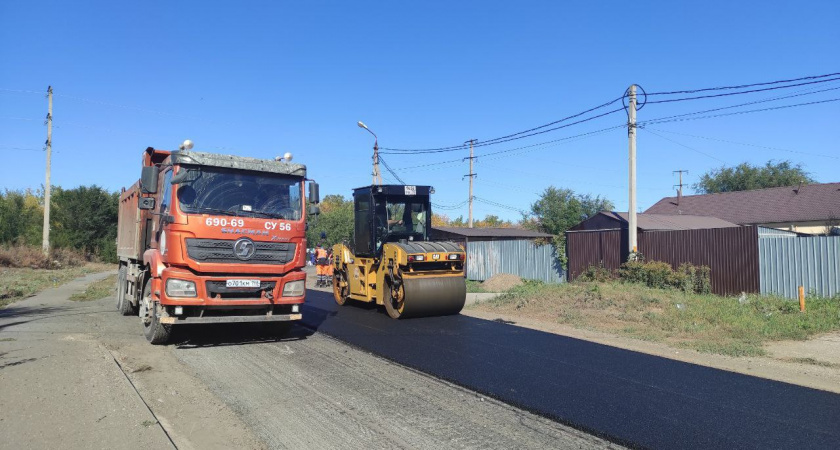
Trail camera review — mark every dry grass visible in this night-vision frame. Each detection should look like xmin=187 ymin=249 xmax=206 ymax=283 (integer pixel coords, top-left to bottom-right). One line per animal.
xmin=70 ymin=274 xmax=118 ymax=301
xmin=471 ymin=281 xmax=840 ymax=357
xmin=0 ymin=263 xmax=112 ymax=307
xmin=0 ymin=244 xmax=87 ymax=269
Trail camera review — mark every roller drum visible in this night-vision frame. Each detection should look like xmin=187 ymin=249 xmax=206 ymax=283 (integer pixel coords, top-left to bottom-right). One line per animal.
xmin=398 ymin=276 xmax=466 ymax=319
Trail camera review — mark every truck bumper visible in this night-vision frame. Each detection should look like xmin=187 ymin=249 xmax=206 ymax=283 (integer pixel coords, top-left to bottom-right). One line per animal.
xmin=160 ymin=313 xmax=302 ymax=325
xmin=156 ymin=266 xmax=306 ymax=307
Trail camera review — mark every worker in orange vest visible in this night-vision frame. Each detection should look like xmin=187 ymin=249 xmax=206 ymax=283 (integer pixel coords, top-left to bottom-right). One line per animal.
xmin=315 ymin=244 xmax=328 ymax=287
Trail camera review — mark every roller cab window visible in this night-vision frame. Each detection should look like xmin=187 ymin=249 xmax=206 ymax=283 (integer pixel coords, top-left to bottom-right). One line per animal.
xmin=174 ymin=165 xmax=303 ymax=220
xmin=375 ymin=196 xmax=429 ymax=241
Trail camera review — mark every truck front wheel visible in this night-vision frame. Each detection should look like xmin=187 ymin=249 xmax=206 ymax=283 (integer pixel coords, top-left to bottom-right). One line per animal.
xmin=140 ymin=280 xmax=172 ymax=345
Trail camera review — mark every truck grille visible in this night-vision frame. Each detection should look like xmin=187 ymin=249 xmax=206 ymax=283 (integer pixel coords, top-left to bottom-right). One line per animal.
xmin=186 ymin=239 xmax=296 ymax=265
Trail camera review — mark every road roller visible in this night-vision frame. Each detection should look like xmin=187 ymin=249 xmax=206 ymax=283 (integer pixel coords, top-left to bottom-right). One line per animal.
xmin=331 ymin=184 xmax=467 ymax=319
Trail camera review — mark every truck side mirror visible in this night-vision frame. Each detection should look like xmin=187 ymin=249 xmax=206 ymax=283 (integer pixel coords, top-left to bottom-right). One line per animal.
xmin=308 ymin=182 xmax=320 ymax=204
xmin=308 ymin=205 xmax=320 ymax=216
xmin=140 ymin=167 xmax=159 ymax=194
xmin=138 ymin=197 xmax=156 ymax=210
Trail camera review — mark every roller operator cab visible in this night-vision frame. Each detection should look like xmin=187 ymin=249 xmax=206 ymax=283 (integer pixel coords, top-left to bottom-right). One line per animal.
xmin=117 ymin=146 xmax=320 ymax=344
xmin=332 ymin=185 xmax=467 ymax=319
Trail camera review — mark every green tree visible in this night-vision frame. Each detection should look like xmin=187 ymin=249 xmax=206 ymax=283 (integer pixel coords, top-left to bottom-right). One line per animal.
xmin=525 ymin=186 xmax=614 ymax=268
xmin=305 ymin=194 xmax=354 ymax=248
xmin=693 ymin=160 xmax=814 ymax=194
xmin=0 ymin=189 xmax=43 ymax=245
xmin=50 ymin=185 xmax=119 ymax=261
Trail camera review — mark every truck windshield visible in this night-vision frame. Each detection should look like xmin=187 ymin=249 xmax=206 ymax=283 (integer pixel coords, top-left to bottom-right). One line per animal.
xmin=176 ymin=166 xmax=302 ymax=220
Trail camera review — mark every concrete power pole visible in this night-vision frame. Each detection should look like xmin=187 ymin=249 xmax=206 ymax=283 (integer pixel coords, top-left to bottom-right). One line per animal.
xmin=42 ymin=86 xmax=53 ymax=255
xmin=464 ymin=139 xmax=477 ymax=228
xmin=627 ymin=85 xmax=637 ymax=258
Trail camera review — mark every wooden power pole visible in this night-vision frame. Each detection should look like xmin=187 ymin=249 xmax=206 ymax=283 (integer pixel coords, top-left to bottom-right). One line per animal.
xmin=627 ymin=85 xmax=637 ymax=258
xmin=42 ymin=86 xmax=53 ymax=255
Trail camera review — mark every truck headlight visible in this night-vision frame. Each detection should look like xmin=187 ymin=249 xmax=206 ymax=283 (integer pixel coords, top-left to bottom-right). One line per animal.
xmin=166 ymin=278 xmax=197 ymax=297
xmin=282 ymin=280 xmax=305 ymax=297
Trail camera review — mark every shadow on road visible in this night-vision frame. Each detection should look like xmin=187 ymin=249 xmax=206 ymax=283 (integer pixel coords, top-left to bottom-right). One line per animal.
xmin=172 ymin=322 xmax=314 ymax=349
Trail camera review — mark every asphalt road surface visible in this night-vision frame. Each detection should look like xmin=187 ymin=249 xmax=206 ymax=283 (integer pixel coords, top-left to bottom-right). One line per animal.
xmin=0 ymin=274 xmax=615 ymax=450
xmin=300 ymin=289 xmax=840 ymax=449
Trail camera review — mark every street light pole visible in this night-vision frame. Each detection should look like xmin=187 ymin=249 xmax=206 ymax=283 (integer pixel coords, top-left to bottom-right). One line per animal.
xmin=358 ymin=121 xmax=381 ymax=185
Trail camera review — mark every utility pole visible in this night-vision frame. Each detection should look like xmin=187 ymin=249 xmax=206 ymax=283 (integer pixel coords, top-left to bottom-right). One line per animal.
xmin=673 ymin=169 xmax=688 ymax=204
xmin=357 ymin=121 xmax=381 ymax=185
xmin=627 ymin=84 xmax=637 ymax=258
xmin=464 ymin=139 xmax=477 ymax=228
xmin=42 ymin=86 xmax=53 ymax=256
xmin=372 ymin=138 xmax=382 ymax=186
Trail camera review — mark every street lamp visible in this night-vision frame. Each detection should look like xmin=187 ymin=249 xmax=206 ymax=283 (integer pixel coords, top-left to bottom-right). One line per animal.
xmin=358 ymin=121 xmax=381 ymax=186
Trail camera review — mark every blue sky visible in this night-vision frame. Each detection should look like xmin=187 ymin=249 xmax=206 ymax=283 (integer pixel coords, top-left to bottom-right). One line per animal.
xmin=1 ymin=1 xmax=838 ymax=221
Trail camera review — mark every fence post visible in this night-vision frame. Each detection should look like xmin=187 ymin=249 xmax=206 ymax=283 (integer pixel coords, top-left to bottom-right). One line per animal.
xmin=798 ymin=286 xmax=805 ymax=312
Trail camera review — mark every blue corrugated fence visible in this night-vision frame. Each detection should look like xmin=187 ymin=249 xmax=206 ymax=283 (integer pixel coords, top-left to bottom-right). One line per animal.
xmin=758 ymin=235 xmax=840 ymax=298
xmin=466 ymin=240 xmax=565 ymax=283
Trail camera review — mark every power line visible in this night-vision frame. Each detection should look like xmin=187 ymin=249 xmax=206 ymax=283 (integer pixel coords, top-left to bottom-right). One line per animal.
xmin=392 ymin=125 xmax=624 ymax=172
xmin=647 ymin=71 xmax=840 ymax=96
xmin=641 ymin=128 xmax=728 ymax=164
xmin=380 ymin=97 xmax=625 ymax=153
xmin=432 ymin=200 xmax=470 ymax=210
xmin=378 ymin=155 xmax=406 ymax=184
xmin=645 ymin=76 xmax=840 ymax=105
xmin=473 ymin=196 xmax=530 ymax=215
xmin=639 ymin=97 xmax=840 ymax=126
xmin=635 ymin=84 xmax=840 ymax=126
xmin=382 ymin=108 xmax=625 ymax=156
xmin=645 ymin=128 xmax=840 ymax=160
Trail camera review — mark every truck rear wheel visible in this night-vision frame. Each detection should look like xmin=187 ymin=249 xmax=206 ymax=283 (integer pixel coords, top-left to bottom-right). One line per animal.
xmin=141 ymin=280 xmax=172 ymax=345
xmin=116 ymin=266 xmax=136 ymax=316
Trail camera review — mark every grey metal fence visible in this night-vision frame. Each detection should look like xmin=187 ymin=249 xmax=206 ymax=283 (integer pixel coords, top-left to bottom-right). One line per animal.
xmin=466 ymin=239 xmax=565 ymax=283
xmin=759 ymin=235 xmax=840 ymax=298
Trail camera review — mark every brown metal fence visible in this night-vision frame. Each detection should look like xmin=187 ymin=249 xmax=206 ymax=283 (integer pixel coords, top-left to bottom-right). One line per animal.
xmin=567 ymin=226 xmax=760 ymax=295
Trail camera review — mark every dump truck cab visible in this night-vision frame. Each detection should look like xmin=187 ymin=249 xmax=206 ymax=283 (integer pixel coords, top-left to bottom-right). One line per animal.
xmin=332 ymin=184 xmax=466 ymax=319
xmin=117 ymin=145 xmax=319 ymax=344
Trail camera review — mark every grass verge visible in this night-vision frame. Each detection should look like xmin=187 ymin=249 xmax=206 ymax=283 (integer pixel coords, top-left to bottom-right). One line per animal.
xmin=470 ymin=280 xmax=840 ymax=357
xmin=466 ymin=280 xmax=486 ymax=293
xmin=0 ymin=263 xmax=112 ymax=307
xmin=70 ymin=274 xmax=118 ymax=301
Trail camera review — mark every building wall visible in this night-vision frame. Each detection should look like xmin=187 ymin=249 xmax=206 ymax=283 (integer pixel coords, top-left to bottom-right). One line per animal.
xmin=759 ymin=221 xmax=836 ymax=236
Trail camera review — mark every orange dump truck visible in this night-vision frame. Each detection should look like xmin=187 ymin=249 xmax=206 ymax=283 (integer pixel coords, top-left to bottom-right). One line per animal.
xmin=117 ymin=145 xmax=319 ymax=344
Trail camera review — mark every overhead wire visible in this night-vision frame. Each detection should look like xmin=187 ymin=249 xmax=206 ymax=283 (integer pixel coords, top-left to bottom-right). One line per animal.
xmin=644 ymin=128 xmax=840 ymax=160
xmin=645 ymin=76 xmax=840 ymax=105
xmin=647 ymin=71 xmax=840 ymax=96
xmin=639 ymin=97 xmax=840 ymax=126
xmin=381 ymin=107 xmax=625 ymax=154
xmin=378 ymin=155 xmax=406 ymax=184
xmin=641 ymin=128 xmax=728 ymax=164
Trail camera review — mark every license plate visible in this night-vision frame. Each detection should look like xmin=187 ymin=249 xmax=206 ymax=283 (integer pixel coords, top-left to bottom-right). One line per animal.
xmin=226 ymin=279 xmax=261 ymax=288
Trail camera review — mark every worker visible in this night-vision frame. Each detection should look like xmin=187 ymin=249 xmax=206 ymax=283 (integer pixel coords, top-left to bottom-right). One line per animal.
xmin=315 ymin=244 xmax=328 ymax=287
xmin=326 ymin=249 xmax=334 ymax=279
xmin=410 ymin=204 xmax=426 ymax=234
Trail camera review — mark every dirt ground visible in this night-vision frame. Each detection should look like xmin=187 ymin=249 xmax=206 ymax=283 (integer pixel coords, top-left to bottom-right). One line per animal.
xmin=0 ymin=269 xmax=617 ymax=449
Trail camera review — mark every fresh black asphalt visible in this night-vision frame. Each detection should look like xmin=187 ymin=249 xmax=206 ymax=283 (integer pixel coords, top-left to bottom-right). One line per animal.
xmin=301 ymin=289 xmax=840 ymax=449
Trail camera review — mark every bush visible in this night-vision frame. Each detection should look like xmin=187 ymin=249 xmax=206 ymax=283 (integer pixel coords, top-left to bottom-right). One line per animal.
xmin=618 ymin=260 xmax=711 ymax=294
xmin=0 ymin=244 xmax=86 ymax=269
xmin=578 ymin=264 xmax=614 ymax=282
